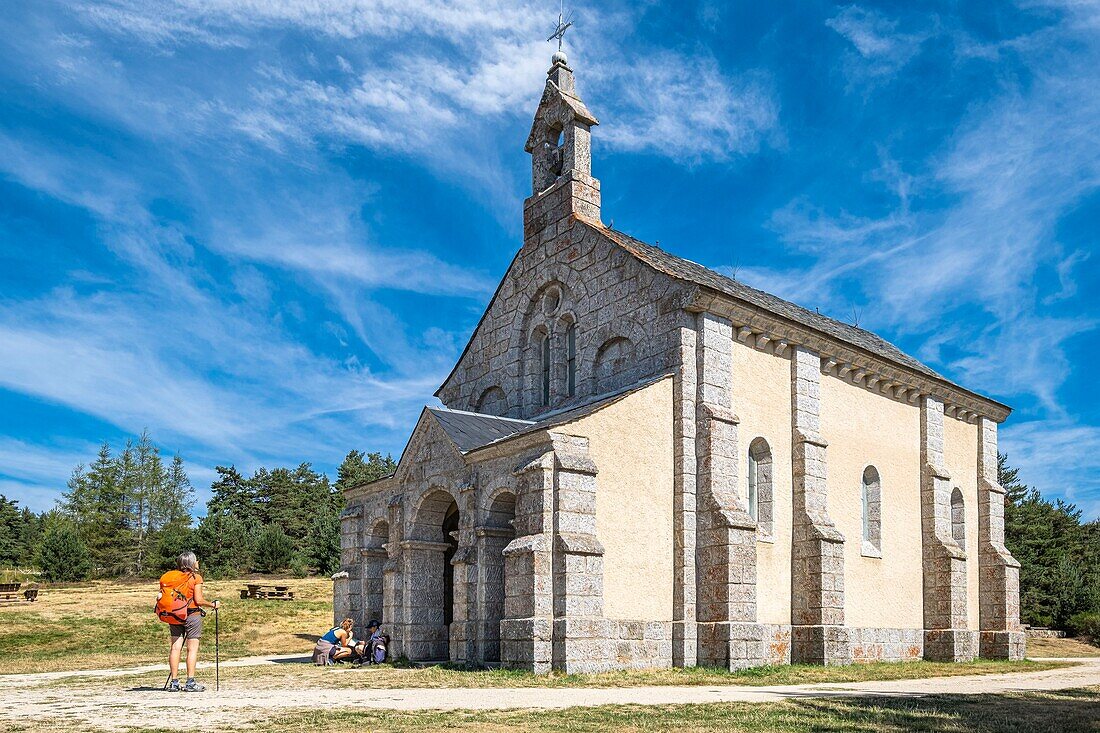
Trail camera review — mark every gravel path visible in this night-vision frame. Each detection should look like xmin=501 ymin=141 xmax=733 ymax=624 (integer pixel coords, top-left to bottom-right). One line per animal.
xmin=1 ymin=657 xmax=1096 ymax=731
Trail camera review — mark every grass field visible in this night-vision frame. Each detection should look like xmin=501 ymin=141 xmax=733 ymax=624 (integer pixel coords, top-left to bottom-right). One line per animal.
xmin=3 ymin=688 xmax=1098 ymax=733
xmin=1026 ymin=636 xmax=1100 ymax=658
xmin=0 ymin=576 xmax=332 ymax=674
xmin=169 ymin=688 xmax=1100 ymax=733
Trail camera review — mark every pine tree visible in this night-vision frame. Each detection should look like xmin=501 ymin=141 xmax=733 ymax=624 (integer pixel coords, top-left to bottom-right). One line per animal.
xmin=306 ymin=505 xmax=342 ymax=575
xmin=37 ymin=520 xmax=92 ymax=582
xmin=253 ymin=524 xmax=294 ymax=573
xmin=335 ymin=450 xmax=396 ymax=493
xmin=62 ymin=443 xmax=131 ymax=576
xmin=192 ymin=513 xmax=254 ymax=577
xmin=0 ymin=495 xmax=24 ymax=566
xmin=207 ymin=465 xmax=255 ymax=524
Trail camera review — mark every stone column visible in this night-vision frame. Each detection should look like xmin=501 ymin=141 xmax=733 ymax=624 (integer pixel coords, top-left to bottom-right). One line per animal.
xmin=790 ymin=346 xmax=850 ymax=665
xmin=920 ymin=396 xmax=975 ymax=661
xmin=977 ymin=417 xmax=1025 ymax=659
xmin=672 ymin=315 xmax=698 ymax=667
xmin=551 ymin=434 xmax=610 ymax=674
xmin=449 ymin=483 xmax=479 ymax=664
xmin=383 ymin=497 xmax=405 ymax=660
xmin=695 ymin=313 xmax=764 ymax=670
xmin=476 ymin=526 xmax=515 ymax=663
xmin=361 ymin=547 xmax=388 ymax=627
xmin=400 ymin=539 xmax=453 ymax=661
xmin=335 ymin=504 xmax=363 ymax=626
xmin=501 ymin=451 xmax=555 ymax=673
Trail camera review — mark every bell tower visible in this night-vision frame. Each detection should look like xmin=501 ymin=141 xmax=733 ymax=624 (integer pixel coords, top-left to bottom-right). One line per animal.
xmin=523 ymin=50 xmax=601 ymax=243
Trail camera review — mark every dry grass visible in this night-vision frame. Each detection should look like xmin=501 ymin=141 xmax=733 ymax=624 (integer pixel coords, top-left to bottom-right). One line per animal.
xmin=1027 ymin=636 xmax=1100 ymax=658
xmin=52 ymin=658 xmax=1066 ymax=692
xmin=4 ymin=687 xmax=1099 ymax=733
xmin=0 ymin=576 xmax=331 ymax=674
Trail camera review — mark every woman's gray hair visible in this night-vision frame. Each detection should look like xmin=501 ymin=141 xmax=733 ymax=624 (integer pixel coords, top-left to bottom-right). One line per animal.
xmin=177 ymin=551 xmax=199 ymax=572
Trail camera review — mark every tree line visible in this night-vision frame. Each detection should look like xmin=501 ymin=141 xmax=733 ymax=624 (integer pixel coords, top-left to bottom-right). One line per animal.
xmin=0 ymin=432 xmax=394 ymax=582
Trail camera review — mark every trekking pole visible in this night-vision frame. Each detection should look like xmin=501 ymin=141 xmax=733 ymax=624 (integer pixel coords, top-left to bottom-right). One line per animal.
xmin=215 ymin=605 xmax=220 ymax=692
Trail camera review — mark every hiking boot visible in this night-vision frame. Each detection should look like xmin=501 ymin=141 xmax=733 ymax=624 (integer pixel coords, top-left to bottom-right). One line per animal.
xmin=182 ymin=678 xmax=205 ymax=692
xmin=167 ymin=679 xmax=180 ymax=692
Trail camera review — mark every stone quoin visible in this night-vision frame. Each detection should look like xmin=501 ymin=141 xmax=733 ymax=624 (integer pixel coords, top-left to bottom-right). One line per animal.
xmin=333 ymin=52 xmax=1024 ymax=671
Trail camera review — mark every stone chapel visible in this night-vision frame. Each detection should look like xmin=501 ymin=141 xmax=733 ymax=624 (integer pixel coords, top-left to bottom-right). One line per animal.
xmin=333 ymin=51 xmax=1024 ymax=672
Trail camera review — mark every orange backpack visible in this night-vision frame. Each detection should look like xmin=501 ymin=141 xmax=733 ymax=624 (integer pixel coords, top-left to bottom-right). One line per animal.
xmin=155 ymin=572 xmax=194 ymax=624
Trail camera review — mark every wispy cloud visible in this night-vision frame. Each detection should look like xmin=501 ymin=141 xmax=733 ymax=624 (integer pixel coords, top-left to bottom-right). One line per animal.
xmin=826 ymin=5 xmax=930 ymax=82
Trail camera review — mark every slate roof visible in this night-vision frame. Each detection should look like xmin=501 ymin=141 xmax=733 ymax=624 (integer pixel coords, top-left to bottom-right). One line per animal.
xmin=598 ymin=225 xmax=952 ymax=385
xmin=426 ymin=408 xmax=533 ymax=453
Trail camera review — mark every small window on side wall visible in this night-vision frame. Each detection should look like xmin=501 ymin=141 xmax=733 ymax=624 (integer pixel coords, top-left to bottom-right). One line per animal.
xmin=540 ymin=333 xmax=551 ymax=407
xmin=566 ymin=323 xmax=577 ymax=397
xmin=747 ymin=438 xmax=773 ymax=541
xmin=862 ymin=466 xmax=882 ymax=557
xmin=951 ymin=487 xmax=966 ymax=552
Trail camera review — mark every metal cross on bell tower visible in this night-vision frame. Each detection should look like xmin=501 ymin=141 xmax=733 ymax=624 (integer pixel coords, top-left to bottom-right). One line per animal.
xmin=547 ymin=1 xmax=574 ymax=52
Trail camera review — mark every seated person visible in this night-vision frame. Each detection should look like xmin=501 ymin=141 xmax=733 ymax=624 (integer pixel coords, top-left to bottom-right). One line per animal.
xmin=365 ymin=619 xmax=389 ymax=664
xmin=312 ymin=618 xmax=356 ymax=665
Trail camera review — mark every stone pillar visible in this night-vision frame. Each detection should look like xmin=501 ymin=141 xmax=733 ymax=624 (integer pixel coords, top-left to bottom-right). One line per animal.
xmin=790 ymin=347 xmax=850 ymax=665
xmin=476 ymin=526 xmax=515 ymax=664
xmin=383 ymin=497 xmax=405 ymax=660
xmin=335 ymin=504 xmax=363 ymax=626
xmin=361 ymin=547 xmax=387 ymax=627
xmin=501 ymin=451 xmax=555 ymax=673
xmin=400 ymin=540 xmax=453 ymax=661
xmin=448 ymin=483 xmax=479 ymax=665
xmin=695 ymin=313 xmax=764 ymax=670
xmin=551 ymin=435 xmax=609 ymax=673
xmin=920 ymin=396 xmax=975 ymax=661
xmin=672 ymin=316 xmax=698 ymax=667
xmin=977 ymin=417 xmax=1025 ymax=659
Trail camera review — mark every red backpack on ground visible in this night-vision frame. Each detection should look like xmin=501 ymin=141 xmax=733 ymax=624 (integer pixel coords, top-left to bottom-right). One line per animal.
xmin=155 ymin=571 xmax=195 ymax=624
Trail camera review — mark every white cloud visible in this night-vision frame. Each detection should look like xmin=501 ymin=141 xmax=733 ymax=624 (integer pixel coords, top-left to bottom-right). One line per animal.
xmin=827 ymin=5 xmax=930 ymax=81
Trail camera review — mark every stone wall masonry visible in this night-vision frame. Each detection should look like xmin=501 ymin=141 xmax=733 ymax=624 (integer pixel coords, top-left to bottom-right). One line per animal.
xmin=848 ymin=628 xmax=925 ymax=662
xmin=672 ymin=316 xmax=698 ymax=667
xmin=790 ymin=346 xmax=850 ymax=666
xmin=977 ymin=416 xmax=1026 ymax=660
xmin=694 ymin=312 xmax=764 ymax=670
xmin=920 ymin=396 xmax=975 ymax=662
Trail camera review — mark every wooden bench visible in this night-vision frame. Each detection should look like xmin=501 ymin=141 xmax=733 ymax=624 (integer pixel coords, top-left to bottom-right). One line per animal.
xmin=239 ymin=584 xmax=296 ymax=601
xmin=0 ymin=583 xmax=38 ymax=604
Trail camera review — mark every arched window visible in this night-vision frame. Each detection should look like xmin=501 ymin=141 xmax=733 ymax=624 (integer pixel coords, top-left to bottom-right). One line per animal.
xmin=593 ymin=336 xmax=634 ymax=393
xmin=862 ymin=466 xmax=881 ymax=557
xmin=951 ymin=487 xmax=966 ymax=551
xmin=565 ymin=323 xmax=577 ymax=397
xmin=540 ymin=332 xmax=551 ymax=407
xmin=747 ymin=438 xmax=773 ymax=540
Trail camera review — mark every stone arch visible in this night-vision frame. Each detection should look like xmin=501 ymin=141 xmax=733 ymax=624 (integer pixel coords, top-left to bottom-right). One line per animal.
xmin=511 ymin=273 xmax=589 ymax=414
xmin=480 ymin=488 xmax=517 ymax=663
xmin=406 ymin=487 xmax=461 ymax=661
xmin=748 ymin=438 xmax=773 ymax=540
xmin=862 ymin=466 xmax=882 ymax=556
xmin=951 ymin=487 xmax=966 ymax=552
xmin=474 ymin=386 xmax=508 ymax=416
xmin=593 ymin=336 xmax=636 ymax=393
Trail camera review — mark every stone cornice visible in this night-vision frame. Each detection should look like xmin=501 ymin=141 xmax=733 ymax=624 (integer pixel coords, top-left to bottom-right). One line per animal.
xmin=693 ymin=292 xmax=1011 ymax=423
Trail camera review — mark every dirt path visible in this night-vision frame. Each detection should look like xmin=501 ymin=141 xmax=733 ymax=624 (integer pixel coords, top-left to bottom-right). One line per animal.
xmin=1 ymin=657 xmax=1097 ymax=731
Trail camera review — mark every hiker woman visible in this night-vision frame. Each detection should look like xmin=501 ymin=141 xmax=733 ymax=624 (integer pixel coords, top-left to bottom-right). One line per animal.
xmin=159 ymin=551 xmax=220 ymax=692
xmin=313 ymin=618 xmax=356 ymax=665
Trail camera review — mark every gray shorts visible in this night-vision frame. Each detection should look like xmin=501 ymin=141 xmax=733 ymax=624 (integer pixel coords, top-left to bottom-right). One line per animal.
xmin=169 ymin=612 xmax=203 ymax=641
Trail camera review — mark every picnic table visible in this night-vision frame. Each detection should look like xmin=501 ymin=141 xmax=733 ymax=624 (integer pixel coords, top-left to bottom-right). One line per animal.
xmin=239 ymin=583 xmax=295 ymax=601
xmin=0 ymin=582 xmax=40 ymax=604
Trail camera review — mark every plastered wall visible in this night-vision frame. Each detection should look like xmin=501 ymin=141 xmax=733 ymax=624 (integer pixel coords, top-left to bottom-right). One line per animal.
xmin=731 ymin=339 xmax=793 ymax=625
xmin=943 ymin=414 xmax=980 ymax=631
xmin=820 ymin=375 xmax=924 ymax=629
xmin=567 ymin=377 xmax=675 ymax=622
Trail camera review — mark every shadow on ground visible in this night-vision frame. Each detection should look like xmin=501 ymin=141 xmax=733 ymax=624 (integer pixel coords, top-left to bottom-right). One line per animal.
xmin=282 ymin=687 xmax=1100 ymax=733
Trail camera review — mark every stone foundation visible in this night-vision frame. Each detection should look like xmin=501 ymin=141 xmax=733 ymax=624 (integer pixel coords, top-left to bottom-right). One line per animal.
xmin=849 ymin=628 xmax=925 ymax=662
xmin=980 ymin=630 xmax=1026 ymax=660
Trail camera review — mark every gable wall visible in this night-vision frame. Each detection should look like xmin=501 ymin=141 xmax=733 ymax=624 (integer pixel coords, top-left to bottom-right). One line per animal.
xmin=437 ymin=220 xmax=691 ymax=419
xmin=730 ymin=337 xmax=793 ymax=625
xmin=565 ymin=377 xmax=675 ymax=622
xmin=820 ymin=372 xmax=925 ymax=630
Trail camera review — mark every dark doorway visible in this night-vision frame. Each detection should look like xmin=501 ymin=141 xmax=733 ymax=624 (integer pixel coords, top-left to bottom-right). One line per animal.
xmin=442 ymin=500 xmax=460 ymax=627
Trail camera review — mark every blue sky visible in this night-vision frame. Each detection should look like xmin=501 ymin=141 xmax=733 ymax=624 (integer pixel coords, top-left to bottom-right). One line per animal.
xmin=0 ymin=1 xmax=1097 ymax=519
